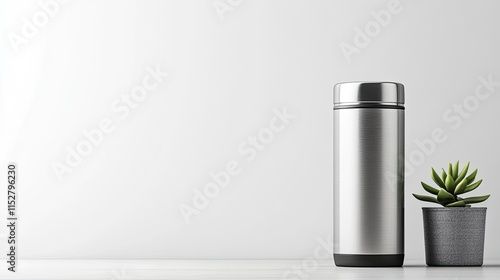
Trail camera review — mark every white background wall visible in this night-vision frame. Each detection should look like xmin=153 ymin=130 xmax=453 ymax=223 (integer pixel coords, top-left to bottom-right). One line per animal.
xmin=1 ymin=0 xmax=500 ymax=261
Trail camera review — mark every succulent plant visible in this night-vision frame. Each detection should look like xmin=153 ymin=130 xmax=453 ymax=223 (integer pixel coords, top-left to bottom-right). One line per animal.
xmin=413 ymin=161 xmax=490 ymax=207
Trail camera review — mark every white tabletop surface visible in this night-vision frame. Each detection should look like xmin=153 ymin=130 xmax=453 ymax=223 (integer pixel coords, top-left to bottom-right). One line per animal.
xmin=0 ymin=260 xmax=499 ymax=279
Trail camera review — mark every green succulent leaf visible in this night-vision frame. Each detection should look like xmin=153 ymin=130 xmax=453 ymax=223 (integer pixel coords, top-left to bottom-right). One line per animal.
xmin=412 ymin=193 xmax=439 ymax=204
xmin=462 ymin=179 xmax=483 ymax=194
xmin=416 ymin=162 xmax=487 ymax=207
xmin=454 ymin=178 xmax=468 ymax=195
xmin=446 ymin=200 xmax=466 ymax=207
xmin=445 ymin=173 xmax=456 ymax=193
xmin=441 ymin=169 xmax=447 ymax=182
xmin=454 ymin=161 xmax=470 ymax=186
xmin=466 ymin=169 xmax=478 ymax=183
xmin=460 ymin=195 xmax=490 ymax=204
xmin=431 ymin=168 xmax=446 ymax=189
xmin=437 ymin=188 xmax=456 ymax=204
xmin=421 ymin=181 xmax=439 ymax=195
xmin=452 ymin=161 xmax=459 ymax=179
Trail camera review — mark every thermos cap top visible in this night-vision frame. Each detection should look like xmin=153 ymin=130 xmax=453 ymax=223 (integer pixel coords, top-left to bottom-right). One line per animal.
xmin=334 ymin=82 xmax=404 ymax=108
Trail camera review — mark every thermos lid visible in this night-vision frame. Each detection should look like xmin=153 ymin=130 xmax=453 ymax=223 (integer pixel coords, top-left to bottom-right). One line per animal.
xmin=334 ymin=82 xmax=404 ymax=109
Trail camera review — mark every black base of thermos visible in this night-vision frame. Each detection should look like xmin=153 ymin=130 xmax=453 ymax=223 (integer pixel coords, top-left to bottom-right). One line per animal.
xmin=334 ymin=254 xmax=404 ymax=267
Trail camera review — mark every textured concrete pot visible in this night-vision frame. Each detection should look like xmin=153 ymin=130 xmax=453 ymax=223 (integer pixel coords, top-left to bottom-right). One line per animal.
xmin=422 ymin=207 xmax=486 ymax=266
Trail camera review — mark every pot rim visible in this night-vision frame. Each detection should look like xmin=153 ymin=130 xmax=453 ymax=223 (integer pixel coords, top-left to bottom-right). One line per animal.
xmin=422 ymin=207 xmax=487 ymax=211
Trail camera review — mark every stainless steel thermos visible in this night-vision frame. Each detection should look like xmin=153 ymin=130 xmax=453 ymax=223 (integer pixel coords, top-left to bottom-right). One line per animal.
xmin=333 ymin=82 xmax=404 ymax=267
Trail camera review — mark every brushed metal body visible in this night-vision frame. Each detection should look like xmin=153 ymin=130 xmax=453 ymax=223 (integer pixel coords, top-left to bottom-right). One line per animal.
xmin=334 ymin=107 xmax=404 ymax=255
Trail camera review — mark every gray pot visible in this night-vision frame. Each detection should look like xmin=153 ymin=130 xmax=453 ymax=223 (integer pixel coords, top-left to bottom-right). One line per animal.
xmin=422 ymin=207 xmax=486 ymax=266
